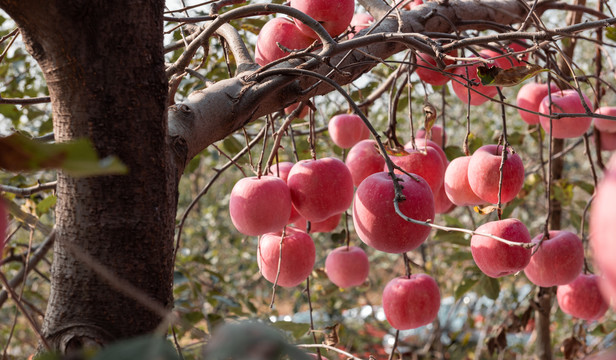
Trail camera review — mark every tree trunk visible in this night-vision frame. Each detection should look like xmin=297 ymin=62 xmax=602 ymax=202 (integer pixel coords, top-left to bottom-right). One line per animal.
xmin=0 ymin=1 xmax=178 ymax=352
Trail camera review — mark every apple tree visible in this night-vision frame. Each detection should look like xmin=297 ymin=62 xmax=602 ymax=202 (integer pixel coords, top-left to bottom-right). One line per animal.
xmin=0 ymin=0 xmax=615 ymax=359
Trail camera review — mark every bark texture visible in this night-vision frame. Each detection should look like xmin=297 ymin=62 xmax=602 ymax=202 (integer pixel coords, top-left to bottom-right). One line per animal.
xmin=0 ymin=0 xmax=177 ymax=352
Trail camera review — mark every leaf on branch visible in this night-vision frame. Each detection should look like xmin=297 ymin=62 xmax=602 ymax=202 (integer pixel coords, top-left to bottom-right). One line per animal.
xmin=0 ymin=133 xmax=127 ymax=177
xmin=606 ymin=26 xmax=616 ymax=42
xmin=383 ymin=144 xmax=409 ymax=156
xmin=473 ymin=204 xmax=498 ymax=215
xmin=477 ymin=64 xmax=547 ymax=87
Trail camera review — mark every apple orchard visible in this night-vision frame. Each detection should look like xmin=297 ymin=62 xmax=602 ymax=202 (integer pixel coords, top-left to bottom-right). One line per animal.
xmin=1 ymin=0 xmax=616 ymax=359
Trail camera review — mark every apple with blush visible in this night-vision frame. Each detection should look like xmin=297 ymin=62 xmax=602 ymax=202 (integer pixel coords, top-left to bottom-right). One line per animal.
xmin=345 ymin=139 xmax=386 ymax=187
xmin=353 ymin=172 xmax=434 ymax=253
xmin=287 ymin=157 xmax=354 ymax=222
xmin=524 ymin=230 xmax=584 ymax=287
xmin=467 ymin=144 xmax=525 ymax=204
xmin=557 ymin=274 xmax=609 ymax=321
xmin=385 ymin=146 xmax=445 ymax=196
xmin=538 ymin=89 xmax=593 ymax=139
xmin=348 ymin=13 xmax=374 ymax=39
xmin=284 ymin=102 xmax=309 ymax=119
xmin=470 ymin=218 xmax=532 ymax=278
xmin=444 ymin=156 xmax=484 ymax=206
xmin=325 ymin=246 xmax=370 ymax=288
xmin=255 ymin=17 xmax=314 ymax=66
xmin=229 ymin=176 xmax=292 ymax=236
xmin=434 ymin=183 xmax=456 ymax=214
xmin=412 ymin=138 xmax=447 ymax=166
xmin=257 ymin=227 xmax=315 ymax=287
xmin=328 ymin=114 xmax=370 ymax=149
xmin=416 ymin=125 xmax=447 ymax=147
xmin=382 ymin=274 xmax=441 ymax=330
xmin=415 ymin=51 xmax=457 ymax=86
xmin=516 ymin=82 xmax=561 ymax=125
xmin=269 ymin=162 xmax=302 ymax=224
xmin=290 ymin=0 xmax=355 ymax=38
xmin=593 ymin=106 xmax=616 ymax=133
xmin=595 ymin=130 xmax=616 ymax=151
xmin=293 ymin=212 xmax=341 ymax=233
xmin=452 ymin=52 xmax=499 ymax=106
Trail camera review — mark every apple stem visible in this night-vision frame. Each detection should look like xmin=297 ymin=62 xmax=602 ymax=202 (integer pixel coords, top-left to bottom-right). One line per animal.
xmin=403 ymin=253 xmax=412 ymax=278
xmin=344 ymin=211 xmax=351 ymax=250
xmin=496 ymin=88 xmax=509 ymax=221
xmin=269 ymin=226 xmax=286 ymax=308
xmin=309 ymin=107 xmax=317 ymax=160
xmin=388 ymin=330 xmax=400 ymax=360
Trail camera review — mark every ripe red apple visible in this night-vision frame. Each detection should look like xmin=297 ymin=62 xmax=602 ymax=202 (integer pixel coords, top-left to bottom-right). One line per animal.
xmin=413 ymin=138 xmax=448 ymax=166
xmin=557 ymin=274 xmax=609 ymax=321
xmin=591 ymin=154 xmax=616 ymax=303
xmin=328 ymin=114 xmax=370 ymax=149
xmin=594 ymin=107 xmax=616 ymax=133
xmin=444 ymin=156 xmax=484 ymax=206
xmin=452 ymin=52 xmax=499 ymax=106
xmin=229 ymin=176 xmax=292 ymax=236
xmin=257 ymin=227 xmax=315 ymax=287
xmin=516 ymin=82 xmax=561 ymax=125
xmin=416 ymin=125 xmax=447 ymax=147
xmin=325 ymin=246 xmax=370 ymax=288
xmin=524 ymin=231 xmax=584 ymax=287
xmin=467 ymin=144 xmax=525 ymax=204
xmin=345 ymin=139 xmax=386 ymax=187
xmin=284 ymin=102 xmax=310 ymax=119
xmin=348 ymin=13 xmax=374 ymax=39
xmin=269 ymin=162 xmax=302 ymax=224
xmin=287 ymin=157 xmax=354 ymax=222
xmin=290 ymin=0 xmax=355 ymax=38
xmin=482 ymin=43 xmax=528 ymax=70
xmin=415 ymin=51 xmax=457 ymax=86
xmin=596 ymin=130 xmax=616 ymax=151
xmin=538 ymin=89 xmax=593 ymax=139
xmin=401 ymin=0 xmax=423 ymax=10
xmin=255 ymin=17 xmax=314 ymax=66
xmin=470 ymin=218 xmax=532 ymax=278
xmin=353 ymin=172 xmax=435 ymax=253
xmin=385 ymin=146 xmax=445 ymax=196
xmin=382 ymin=274 xmax=441 ymax=330
xmin=293 ymin=212 xmax=341 ymax=233
xmin=434 ymin=183 xmax=456 ymax=214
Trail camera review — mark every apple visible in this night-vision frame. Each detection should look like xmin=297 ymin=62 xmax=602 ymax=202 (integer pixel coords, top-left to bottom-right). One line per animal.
xmin=557 ymin=274 xmax=609 ymax=321
xmin=290 ymin=0 xmax=355 ymax=38
xmin=482 ymin=42 xmax=528 ymax=70
xmin=415 ymin=51 xmax=457 ymax=86
xmin=255 ymin=17 xmax=314 ymax=66
xmin=287 ymin=157 xmax=354 ymax=222
xmin=328 ymin=114 xmax=371 ymax=149
xmin=524 ymin=231 xmax=584 ymax=287
xmin=229 ymin=176 xmax=292 ymax=236
xmin=398 ymin=0 xmax=423 ymax=10
xmin=345 ymin=139 xmax=386 ymax=187
xmin=325 ymin=246 xmax=370 ymax=288
xmin=467 ymin=144 xmax=525 ymax=204
xmin=293 ymin=212 xmax=341 ymax=233
xmin=269 ymin=162 xmax=302 ymax=224
xmin=470 ymin=218 xmax=532 ymax=278
xmin=284 ymin=102 xmax=310 ymax=119
xmin=444 ymin=156 xmax=484 ymax=206
xmin=412 ymin=138 xmax=448 ymax=166
xmin=593 ymin=107 xmax=616 ymax=133
xmin=416 ymin=125 xmax=447 ymax=147
xmin=382 ymin=274 xmax=441 ymax=330
xmin=385 ymin=146 xmax=445 ymax=196
xmin=590 ymin=154 xmax=616 ymax=303
xmin=257 ymin=227 xmax=316 ymax=287
xmin=596 ymin=130 xmax=616 ymax=151
xmin=348 ymin=13 xmax=374 ymax=39
xmin=452 ymin=52 xmax=499 ymax=106
xmin=538 ymin=89 xmax=593 ymax=139
xmin=353 ymin=172 xmax=434 ymax=253
xmin=434 ymin=183 xmax=456 ymax=214
xmin=516 ymin=82 xmax=561 ymax=125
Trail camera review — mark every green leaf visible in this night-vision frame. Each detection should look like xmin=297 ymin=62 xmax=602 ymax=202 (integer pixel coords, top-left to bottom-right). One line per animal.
xmin=92 ymin=335 xmax=179 ymax=360
xmin=477 ymin=64 xmax=548 ymax=87
xmin=0 ymin=133 xmax=127 ymax=177
xmin=36 ymin=195 xmax=57 ymax=216
xmin=455 ymin=275 xmax=479 ymax=300
xmin=272 ymin=321 xmax=311 ymax=339
xmin=478 ymin=275 xmax=500 ymax=300
xmin=444 ymin=145 xmax=464 ymax=161
xmin=606 ymin=26 xmax=616 ymax=42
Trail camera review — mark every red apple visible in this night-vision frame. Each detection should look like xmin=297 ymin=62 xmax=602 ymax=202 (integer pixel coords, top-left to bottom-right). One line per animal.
xmin=348 ymin=13 xmax=374 ymax=39
xmin=257 ymin=227 xmax=315 ymax=287
xmin=400 ymin=0 xmax=423 ymax=10
xmin=290 ymin=0 xmax=355 ymax=38
xmin=325 ymin=246 xmax=370 ymax=288
xmin=328 ymin=114 xmax=371 ymax=149
xmin=415 ymin=51 xmax=457 ymax=86
xmin=287 ymin=157 xmax=354 ymax=222
xmin=596 ymin=130 xmax=616 ymax=151
xmin=255 ymin=17 xmax=314 ymax=66
xmin=345 ymin=139 xmax=386 ymax=187
xmin=591 ymin=154 xmax=616 ymax=303
xmin=444 ymin=156 xmax=484 ymax=206
xmin=229 ymin=176 xmax=292 ymax=236
xmin=353 ymin=172 xmax=434 ymax=253
xmin=412 ymin=138 xmax=448 ymax=166
xmin=482 ymin=42 xmax=528 ymax=70
xmin=538 ymin=89 xmax=593 ymax=139
xmin=269 ymin=162 xmax=302 ymax=224
xmin=382 ymin=274 xmax=441 ymax=330
xmin=452 ymin=52 xmax=499 ymax=106
xmin=386 ymin=146 xmax=445 ymax=196
xmin=293 ymin=212 xmax=341 ymax=233
xmin=557 ymin=274 xmax=609 ymax=321
xmin=471 ymin=218 xmax=532 ymax=278
xmin=516 ymin=82 xmax=561 ymax=125
xmin=467 ymin=144 xmax=525 ymax=204
xmin=594 ymin=107 xmax=616 ymax=133
xmin=434 ymin=183 xmax=456 ymax=214
xmin=284 ymin=102 xmax=310 ymax=119
xmin=524 ymin=231 xmax=584 ymax=287
xmin=416 ymin=125 xmax=447 ymax=147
